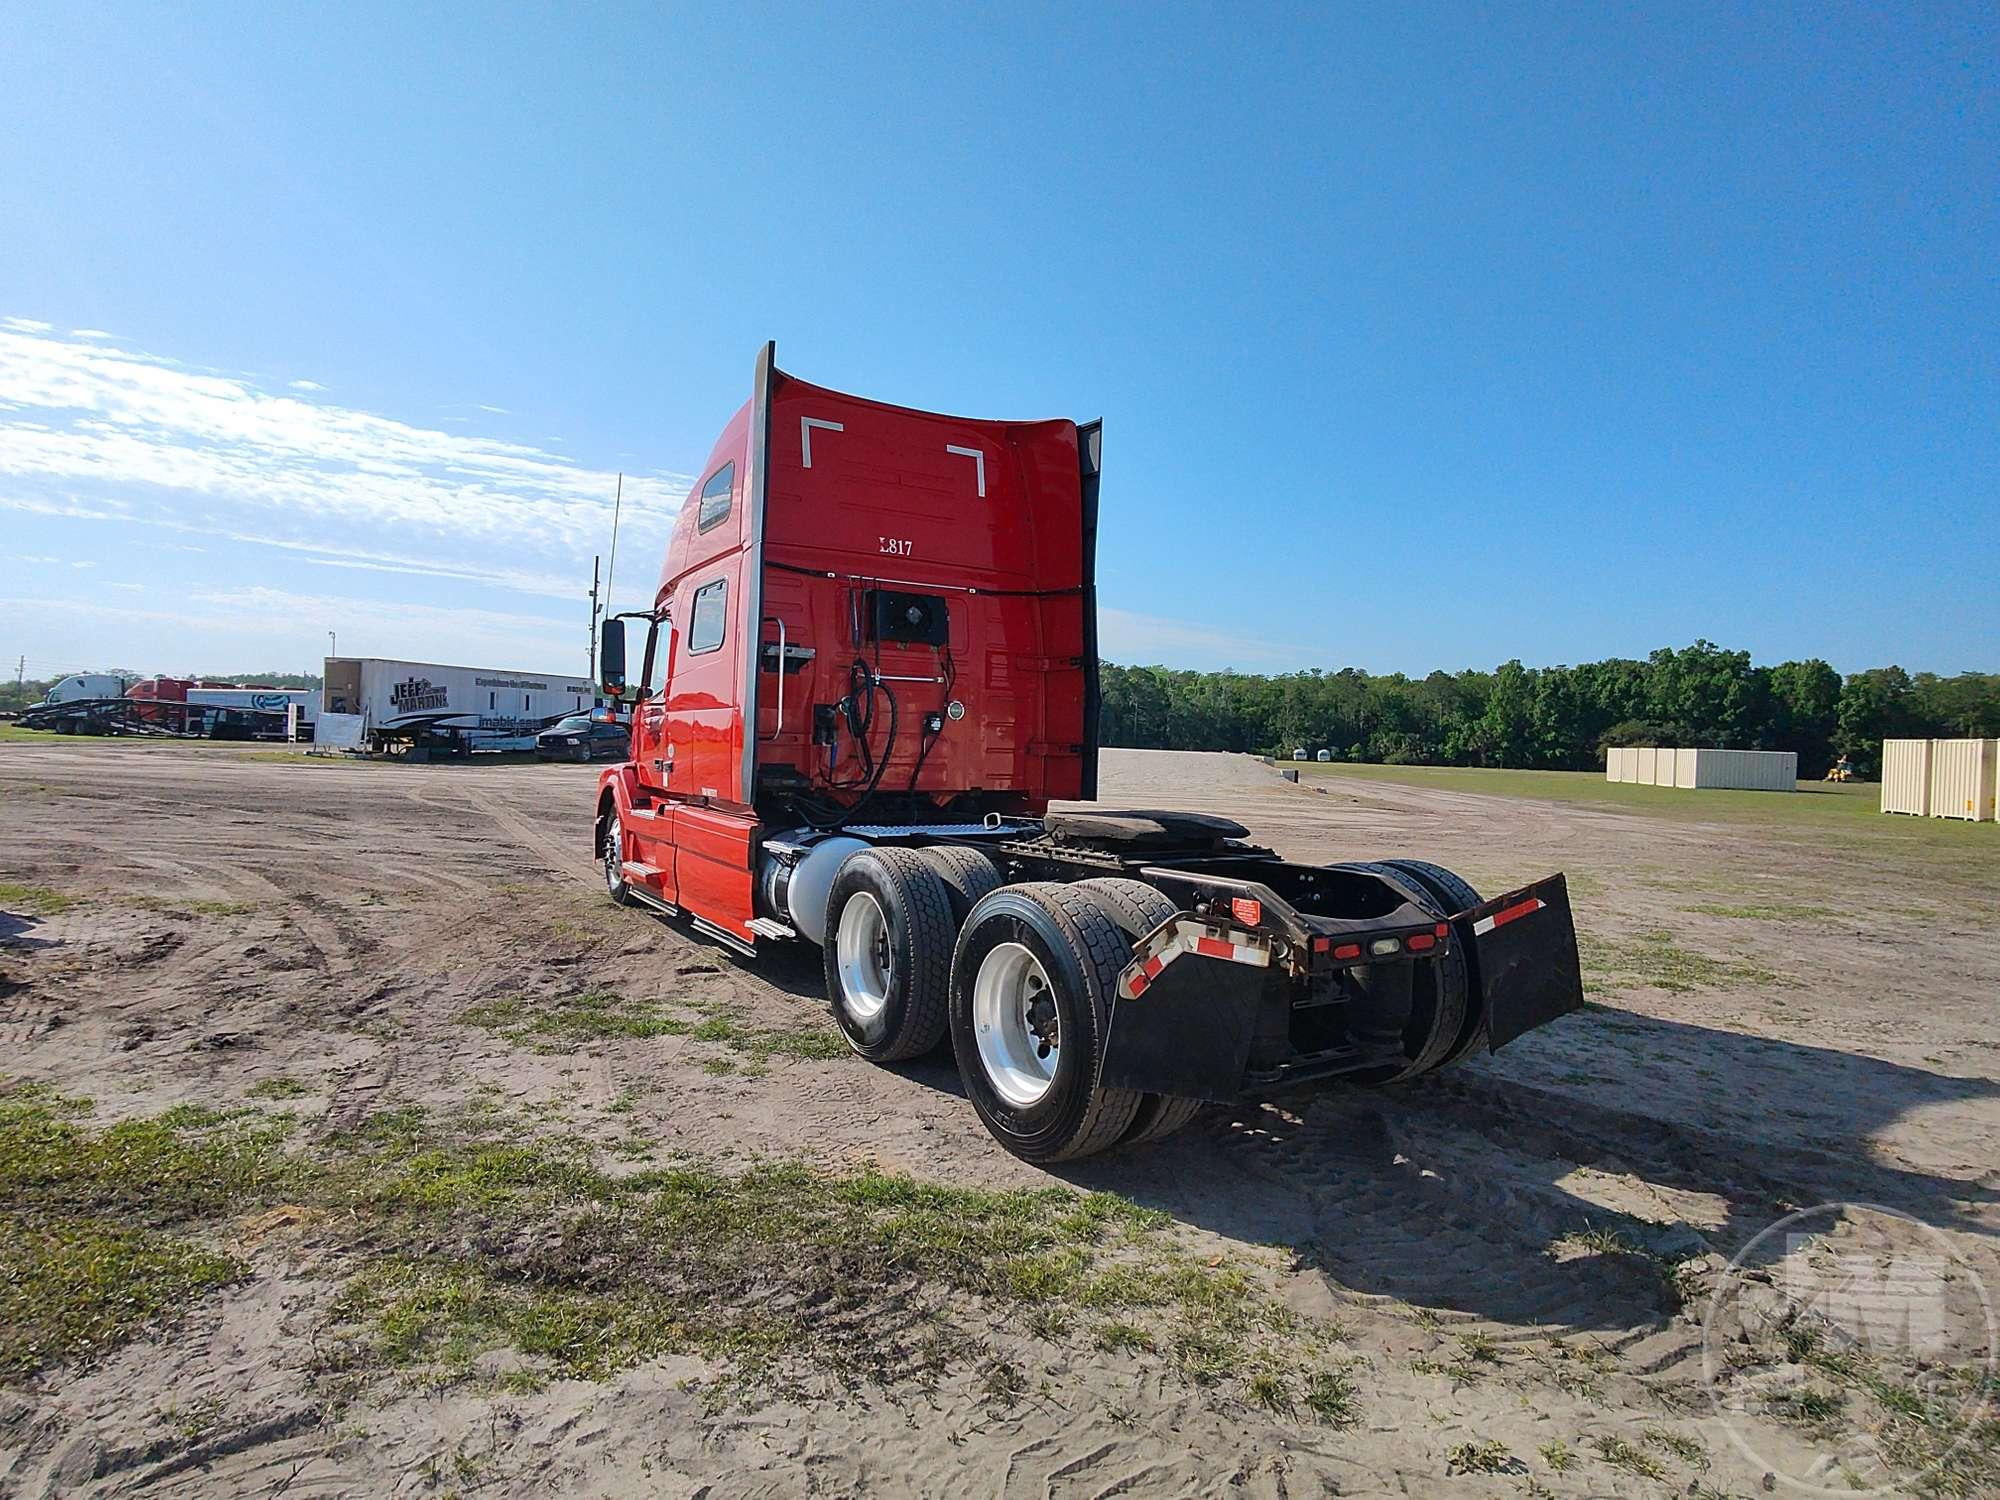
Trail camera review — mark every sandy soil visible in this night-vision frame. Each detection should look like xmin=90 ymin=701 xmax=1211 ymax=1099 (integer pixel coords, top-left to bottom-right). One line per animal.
xmin=1 ymin=743 xmax=1995 ymax=1497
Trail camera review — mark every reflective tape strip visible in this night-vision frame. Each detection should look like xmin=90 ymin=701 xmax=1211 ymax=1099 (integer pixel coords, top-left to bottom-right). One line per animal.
xmin=1118 ymin=920 xmax=1271 ymax=1000
xmin=1471 ymin=896 xmax=1545 ymax=937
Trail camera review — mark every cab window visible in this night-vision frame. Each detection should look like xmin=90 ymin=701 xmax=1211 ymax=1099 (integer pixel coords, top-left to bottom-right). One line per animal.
xmin=688 ymin=578 xmax=727 ymax=654
xmin=696 ymin=463 xmax=735 ymax=533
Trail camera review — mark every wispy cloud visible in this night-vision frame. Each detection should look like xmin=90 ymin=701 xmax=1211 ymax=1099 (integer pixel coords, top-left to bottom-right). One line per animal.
xmin=288 ymin=378 xmax=324 ymax=392
xmin=0 ymin=322 xmax=690 ymax=605
xmin=1098 ymin=606 xmax=1328 ymax=670
xmin=0 ymin=585 xmax=586 ymax=673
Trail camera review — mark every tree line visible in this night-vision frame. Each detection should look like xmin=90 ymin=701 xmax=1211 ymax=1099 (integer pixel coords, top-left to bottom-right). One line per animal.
xmin=1100 ymin=643 xmax=2000 ymax=777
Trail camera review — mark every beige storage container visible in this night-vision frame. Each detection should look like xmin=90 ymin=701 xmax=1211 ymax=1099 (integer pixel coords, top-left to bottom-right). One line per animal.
xmin=1693 ymin=747 xmax=1797 ymax=790
xmin=1927 ymin=738 xmax=1997 ymax=821
xmin=1634 ymin=746 xmax=1657 ymax=785
xmin=1880 ymin=739 xmax=1933 ymax=815
xmin=1605 ymin=747 xmax=1624 ymax=783
xmin=1654 ymin=749 xmax=1679 ymax=787
xmin=1617 ymin=746 xmax=1638 ymax=782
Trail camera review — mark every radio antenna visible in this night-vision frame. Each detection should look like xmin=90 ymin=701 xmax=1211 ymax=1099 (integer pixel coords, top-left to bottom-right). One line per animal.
xmin=603 ymin=472 xmax=624 ymax=616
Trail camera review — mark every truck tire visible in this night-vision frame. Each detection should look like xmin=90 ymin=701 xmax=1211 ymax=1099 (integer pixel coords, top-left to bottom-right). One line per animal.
xmin=824 ymin=847 xmax=955 ymax=1062
xmin=1333 ymin=861 xmax=1470 ymax=1085
xmin=1379 ymin=859 xmax=1489 ymax=1068
xmin=915 ymin=844 xmax=1003 ymax=924
xmin=1072 ymin=878 xmax=1205 ymax=1147
xmin=602 ymin=811 xmax=636 ymax=907
xmin=948 ymin=883 xmax=1143 ymax=1163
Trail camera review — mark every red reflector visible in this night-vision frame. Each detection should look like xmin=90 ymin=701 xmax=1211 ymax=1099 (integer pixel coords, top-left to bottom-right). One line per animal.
xmin=1194 ymin=935 xmax=1234 ymax=959
xmin=1407 ymin=933 xmax=1436 ymax=952
xmin=1435 ymin=922 xmax=1450 ymax=938
xmin=1230 ymin=896 xmax=1262 ymax=927
xmin=1312 ymin=935 xmax=1331 ymax=953
xmin=1333 ymin=943 xmax=1362 ymax=960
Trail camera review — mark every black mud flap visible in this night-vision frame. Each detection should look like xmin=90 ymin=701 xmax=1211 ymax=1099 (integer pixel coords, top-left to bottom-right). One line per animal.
xmin=1465 ymin=874 xmax=1585 ymax=1050
xmin=1097 ymin=957 xmax=1266 ymax=1103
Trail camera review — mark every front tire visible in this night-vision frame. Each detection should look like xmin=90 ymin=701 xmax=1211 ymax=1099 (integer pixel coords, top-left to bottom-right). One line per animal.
xmin=823 ymin=847 xmax=955 ymax=1062
xmin=949 ymin=884 xmax=1143 ymax=1163
xmin=603 ymin=812 xmax=635 ymax=906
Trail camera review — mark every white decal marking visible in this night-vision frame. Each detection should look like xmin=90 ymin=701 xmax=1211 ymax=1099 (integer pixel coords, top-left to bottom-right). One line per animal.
xmin=801 ymin=417 xmax=843 ymax=467
xmin=945 ymin=443 xmax=986 ymax=498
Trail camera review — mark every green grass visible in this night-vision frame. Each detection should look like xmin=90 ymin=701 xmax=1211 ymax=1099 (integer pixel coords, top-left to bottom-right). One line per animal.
xmin=1580 ymin=928 xmax=1788 ymax=994
xmin=1677 ymin=901 xmax=1842 ymax=922
xmin=1445 ymin=1440 xmax=1517 ymax=1476
xmin=0 ymin=1217 xmax=241 ymax=1377
xmin=1302 ymin=760 xmax=1873 ymax=823
xmin=0 ymin=881 xmax=78 ymax=915
xmin=461 ymin=989 xmax=848 ymax=1064
xmin=131 ymin=896 xmax=259 ymax=918
xmin=0 ymin=1088 xmax=1331 ymax=1407
xmin=246 ymin=1077 xmax=312 ymax=1101
xmin=1300 ymin=761 xmax=2000 ymax=889
xmin=1590 ymin=1434 xmax=1669 ymax=1480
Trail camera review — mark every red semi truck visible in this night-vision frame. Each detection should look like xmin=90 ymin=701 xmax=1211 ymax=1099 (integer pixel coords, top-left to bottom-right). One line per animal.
xmin=593 ymin=345 xmax=1585 ymax=1162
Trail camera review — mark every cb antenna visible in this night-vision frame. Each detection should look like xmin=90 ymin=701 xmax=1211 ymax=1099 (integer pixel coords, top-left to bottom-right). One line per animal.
xmin=603 ymin=472 xmax=624 ymax=617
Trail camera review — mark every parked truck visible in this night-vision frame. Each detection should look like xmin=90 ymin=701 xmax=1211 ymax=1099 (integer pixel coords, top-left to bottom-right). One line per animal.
xmin=592 ymin=344 xmax=1585 ymax=1162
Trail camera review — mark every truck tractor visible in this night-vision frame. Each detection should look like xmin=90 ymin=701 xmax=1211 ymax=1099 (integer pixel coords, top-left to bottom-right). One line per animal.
xmin=592 ymin=344 xmax=1585 ymax=1163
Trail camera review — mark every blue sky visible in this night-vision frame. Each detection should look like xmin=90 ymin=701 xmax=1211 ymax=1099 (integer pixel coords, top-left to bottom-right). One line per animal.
xmin=2 ymin=2 xmax=1994 ymax=682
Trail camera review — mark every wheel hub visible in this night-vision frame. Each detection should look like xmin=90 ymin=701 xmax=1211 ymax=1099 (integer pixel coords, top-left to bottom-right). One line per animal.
xmin=972 ymin=941 xmax=1062 ymax=1108
xmin=834 ymin=891 xmax=892 ymax=1032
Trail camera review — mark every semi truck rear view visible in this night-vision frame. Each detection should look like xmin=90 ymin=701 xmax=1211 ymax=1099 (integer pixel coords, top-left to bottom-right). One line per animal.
xmin=592 ymin=344 xmax=1585 ymax=1162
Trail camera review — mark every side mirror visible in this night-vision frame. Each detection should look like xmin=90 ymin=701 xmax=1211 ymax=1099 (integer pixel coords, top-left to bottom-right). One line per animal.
xmin=598 ymin=618 xmax=627 ymax=698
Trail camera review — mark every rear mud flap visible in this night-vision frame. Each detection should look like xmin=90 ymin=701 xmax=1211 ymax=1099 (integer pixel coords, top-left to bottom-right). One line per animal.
xmin=1098 ymin=957 xmax=1265 ymax=1102
xmin=1464 ymin=874 xmax=1585 ymax=1049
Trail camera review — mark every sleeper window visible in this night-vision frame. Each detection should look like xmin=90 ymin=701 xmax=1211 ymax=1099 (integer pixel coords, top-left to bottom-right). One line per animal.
xmin=696 ymin=463 xmax=735 ymax=533
xmin=688 ymin=578 xmax=728 ymax=654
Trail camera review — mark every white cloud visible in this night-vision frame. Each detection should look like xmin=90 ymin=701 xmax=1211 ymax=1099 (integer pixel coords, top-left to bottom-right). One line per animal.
xmin=70 ymin=329 xmax=116 ymax=341
xmin=288 ymin=378 xmax=325 ymax=392
xmin=1098 ymin=606 xmax=1327 ymax=669
xmin=0 ymin=323 xmax=689 ymax=608
xmin=0 ymin=585 xmax=585 ymax=674
xmin=477 ymin=403 xmax=508 ymax=415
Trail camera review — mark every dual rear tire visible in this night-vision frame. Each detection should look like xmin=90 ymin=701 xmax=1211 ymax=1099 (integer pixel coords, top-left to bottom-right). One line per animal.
xmin=821 ymin=852 xmax=1204 ymax=1162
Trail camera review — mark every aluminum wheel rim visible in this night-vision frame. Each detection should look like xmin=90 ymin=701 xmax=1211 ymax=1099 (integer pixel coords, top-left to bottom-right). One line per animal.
xmin=604 ymin=816 xmax=622 ymax=891
xmin=972 ymin=941 xmax=1060 ymax=1108
xmin=834 ymin=891 xmax=891 ymax=1029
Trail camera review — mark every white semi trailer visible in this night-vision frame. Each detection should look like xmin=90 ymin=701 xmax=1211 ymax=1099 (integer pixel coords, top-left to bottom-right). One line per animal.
xmin=321 ymin=657 xmax=594 ymax=751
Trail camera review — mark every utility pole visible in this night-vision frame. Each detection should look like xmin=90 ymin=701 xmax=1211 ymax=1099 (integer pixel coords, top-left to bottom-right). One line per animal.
xmin=12 ymin=655 xmax=22 ymax=712
xmin=328 ymin=630 xmax=336 ymax=662
xmin=587 ymin=554 xmax=601 ymax=686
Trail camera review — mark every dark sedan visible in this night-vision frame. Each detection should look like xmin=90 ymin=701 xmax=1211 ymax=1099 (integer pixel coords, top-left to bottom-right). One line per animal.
xmin=536 ymin=715 xmax=629 ymax=762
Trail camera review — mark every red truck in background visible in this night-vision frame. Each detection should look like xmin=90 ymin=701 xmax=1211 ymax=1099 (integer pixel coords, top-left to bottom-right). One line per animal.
xmin=593 ymin=344 xmax=1585 ymax=1162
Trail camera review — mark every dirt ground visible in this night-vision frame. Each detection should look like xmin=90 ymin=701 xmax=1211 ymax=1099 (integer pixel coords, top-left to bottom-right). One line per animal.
xmin=1 ymin=742 xmax=1995 ymax=1498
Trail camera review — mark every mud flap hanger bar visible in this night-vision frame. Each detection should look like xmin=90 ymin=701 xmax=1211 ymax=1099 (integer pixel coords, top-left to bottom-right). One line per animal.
xmin=1133 ymin=865 xmax=1448 ymax=965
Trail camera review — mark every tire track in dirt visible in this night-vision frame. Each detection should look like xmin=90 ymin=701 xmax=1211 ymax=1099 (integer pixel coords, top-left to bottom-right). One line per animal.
xmin=316 ymin=1045 xmax=400 ymax=1138
xmin=1198 ymin=1095 xmax=1699 ymax=1364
